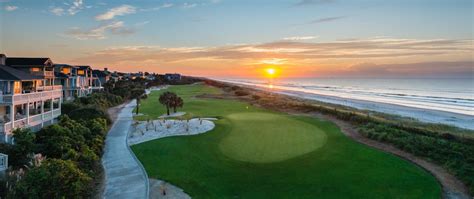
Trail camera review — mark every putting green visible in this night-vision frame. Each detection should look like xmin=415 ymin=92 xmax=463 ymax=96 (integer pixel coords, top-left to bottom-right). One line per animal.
xmin=219 ymin=113 xmax=327 ymax=163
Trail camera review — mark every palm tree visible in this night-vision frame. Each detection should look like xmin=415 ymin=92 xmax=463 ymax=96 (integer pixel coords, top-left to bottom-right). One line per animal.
xmin=136 ymin=97 xmax=141 ymax=115
xmin=171 ymin=96 xmax=184 ymax=113
xmin=159 ymin=91 xmax=175 ymax=115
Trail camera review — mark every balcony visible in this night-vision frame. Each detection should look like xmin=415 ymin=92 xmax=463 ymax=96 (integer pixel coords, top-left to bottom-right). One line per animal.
xmin=0 ymin=89 xmax=62 ymax=105
xmin=0 ymin=109 xmax=61 ymax=135
xmin=38 ymin=85 xmax=63 ymax=91
xmin=30 ymin=70 xmax=55 ymax=77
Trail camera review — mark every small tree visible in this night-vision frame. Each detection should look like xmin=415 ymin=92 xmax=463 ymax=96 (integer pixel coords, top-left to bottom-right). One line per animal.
xmin=171 ymin=96 xmax=184 ymax=113
xmin=136 ymin=97 xmax=141 ymax=115
xmin=159 ymin=92 xmax=175 ymax=115
xmin=12 ymin=159 xmax=92 ymax=198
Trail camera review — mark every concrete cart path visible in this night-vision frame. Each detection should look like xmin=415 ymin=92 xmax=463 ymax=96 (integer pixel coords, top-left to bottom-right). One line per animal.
xmin=102 ymin=99 xmax=149 ymax=199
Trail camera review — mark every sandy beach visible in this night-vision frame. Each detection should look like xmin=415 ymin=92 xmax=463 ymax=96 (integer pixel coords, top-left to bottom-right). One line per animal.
xmin=219 ymin=80 xmax=474 ymax=130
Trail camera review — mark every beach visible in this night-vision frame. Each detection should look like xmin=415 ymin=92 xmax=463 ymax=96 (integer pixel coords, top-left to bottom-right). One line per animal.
xmin=217 ymin=78 xmax=474 ymax=130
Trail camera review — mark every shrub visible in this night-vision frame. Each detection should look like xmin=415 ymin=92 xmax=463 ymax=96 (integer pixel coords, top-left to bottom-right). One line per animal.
xmin=11 ymin=159 xmax=92 ymax=199
xmin=68 ymin=107 xmax=110 ymax=124
xmin=235 ymin=90 xmax=250 ymax=96
xmin=61 ymin=102 xmax=82 ymax=115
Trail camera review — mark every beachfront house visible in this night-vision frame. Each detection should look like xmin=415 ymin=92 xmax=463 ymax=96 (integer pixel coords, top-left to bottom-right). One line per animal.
xmin=165 ymin=73 xmax=181 ymax=81
xmin=92 ymin=68 xmax=111 ymax=89
xmin=0 ymin=54 xmax=62 ymax=143
xmin=75 ymin=65 xmax=94 ymax=97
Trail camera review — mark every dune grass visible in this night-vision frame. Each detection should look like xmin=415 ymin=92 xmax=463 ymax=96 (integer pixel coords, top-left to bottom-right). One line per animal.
xmin=132 ymin=84 xmax=441 ymax=199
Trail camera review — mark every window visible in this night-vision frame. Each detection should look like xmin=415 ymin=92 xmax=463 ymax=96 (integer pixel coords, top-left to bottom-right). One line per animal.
xmin=62 ymin=68 xmax=71 ymax=74
xmin=31 ymin=68 xmax=41 ymax=72
xmin=78 ymin=70 xmax=85 ymax=75
xmin=14 ymin=81 xmax=21 ymax=94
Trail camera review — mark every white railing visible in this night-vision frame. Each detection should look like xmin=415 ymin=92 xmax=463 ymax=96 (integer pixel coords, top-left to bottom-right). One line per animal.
xmin=0 ymin=89 xmax=62 ymax=105
xmin=44 ymin=71 xmax=54 ymax=77
xmin=1 ymin=108 xmax=61 ymax=135
xmin=38 ymin=85 xmax=62 ymax=91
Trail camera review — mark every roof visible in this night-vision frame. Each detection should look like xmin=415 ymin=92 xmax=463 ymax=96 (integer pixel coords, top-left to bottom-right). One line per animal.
xmin=54 ymin=64 xmax=73 ymax=68
xmin=93 ymin=70 xmax=111 ymax=77
xmin=54 ymin=72 xmax=69 ymax=79
xmin=0 ymin=65 xmax=42 ymax=80
xmin=5 ymin=57 xmax=51 ymax=66
xmin=77 ymin=65 xmax=91 ymax=70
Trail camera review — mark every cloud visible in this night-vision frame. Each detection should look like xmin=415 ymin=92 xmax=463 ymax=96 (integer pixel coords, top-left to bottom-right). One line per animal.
xmin=50 ymin=7 xmax=65 ymax=16
xmin=182 ymin=3 xmax=197 ymax=9
xmin=68 ymin=0 xmax=84 ymax=15
xmin=295 ymin=0 xmax=336 ymax=6
xmin=308 ymin=16 xmax=346 ymax=24
xmin=95 ymin=5 xmax=136 ymax=21
xmin=283 ymin=36 xmax=318 ymax=41
xmin=69 ymin=38 xmax=473 ymax=77
xmin=140 ymin=3 xmax=173 ymax=12
xmin=4 ymin=5 xmax=18 ymax=11
xmin=64 ymin=21 xmax=134 ymax=40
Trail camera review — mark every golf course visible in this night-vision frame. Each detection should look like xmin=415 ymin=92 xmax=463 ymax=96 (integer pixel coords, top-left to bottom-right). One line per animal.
xmin=131 ymin=84 xmax=441 ymax=199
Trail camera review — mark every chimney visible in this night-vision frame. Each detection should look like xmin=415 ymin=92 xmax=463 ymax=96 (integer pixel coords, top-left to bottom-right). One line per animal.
xmin=104 ymin=67 xmax=108 ymax=71
xmin=0 ymin=54 xmax=6 ymax=65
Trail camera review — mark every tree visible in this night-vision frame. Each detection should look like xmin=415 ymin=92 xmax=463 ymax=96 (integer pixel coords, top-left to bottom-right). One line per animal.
xmin=9 ymin=129 xmax=36 ymax=168
xmin=136 ymin=97 xmax=141 ymax=115
xmin=171 ymin=96 xmax=184 ymax=113
xmin=11 ymin=159 xmax=92 ymax=199
xmin=159 ymin=91 xmax=176 ymax=115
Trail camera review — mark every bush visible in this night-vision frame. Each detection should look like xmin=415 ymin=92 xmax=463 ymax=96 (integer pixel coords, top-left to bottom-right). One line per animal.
xmin=235 ymin=90 xmax=250 ymax=96
xmin=61 ymin=102 xmax=82 ymax=115
xmin=68 ymin=107 xmax=110 ymax=124
xmin=11 ymin=159 xmax=92 ymax=199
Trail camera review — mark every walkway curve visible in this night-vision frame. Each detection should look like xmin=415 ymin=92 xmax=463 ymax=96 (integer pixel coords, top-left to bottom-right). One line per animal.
xmin=102 ymin=99 xmax=149 ymax=199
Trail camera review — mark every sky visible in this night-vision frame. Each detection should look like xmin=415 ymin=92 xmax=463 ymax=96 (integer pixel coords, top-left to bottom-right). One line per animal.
xmin=1 ymin=0 xmax=473 ymax=78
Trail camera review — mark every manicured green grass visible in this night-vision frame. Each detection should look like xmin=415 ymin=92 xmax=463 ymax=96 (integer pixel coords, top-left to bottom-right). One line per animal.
xmin=132 ymin=84 xmax=441 ymax=199
xmin=220 ymin=112 xmax=327 ymax=163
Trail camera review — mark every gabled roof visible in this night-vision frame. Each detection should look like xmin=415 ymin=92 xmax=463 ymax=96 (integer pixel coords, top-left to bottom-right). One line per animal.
xmin=5 ymin=57 xmax=52 ymax=66
xmin=54 ymin=72 xmax=69 ymax=79
xmin=93 ymin=70 xmax=111 ymax=77
xmin=77 ymin=65 xmax=91 ymax=70
xmin=54 ymin=64 xmax=73 ymax=69
xmin=0 ymin=65 xmax=42 ymax=80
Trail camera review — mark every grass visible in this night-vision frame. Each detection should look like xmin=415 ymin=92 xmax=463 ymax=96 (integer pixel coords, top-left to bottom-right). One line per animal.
xmin=132 ymin=84 xmax=441 ymax=199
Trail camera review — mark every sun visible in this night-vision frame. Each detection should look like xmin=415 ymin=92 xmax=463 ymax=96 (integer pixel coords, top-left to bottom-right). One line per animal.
xmin=266 ymin=68 xmax=276 ymax=76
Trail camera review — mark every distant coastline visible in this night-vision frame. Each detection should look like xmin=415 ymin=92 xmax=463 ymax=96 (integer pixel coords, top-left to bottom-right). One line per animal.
xmin=215 ymin=78 xmax=474 ymax=130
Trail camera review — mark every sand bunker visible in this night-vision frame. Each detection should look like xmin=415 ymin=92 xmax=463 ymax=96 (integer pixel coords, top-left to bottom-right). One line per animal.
xmin=128 ymin=118 xmax=216 ymax=145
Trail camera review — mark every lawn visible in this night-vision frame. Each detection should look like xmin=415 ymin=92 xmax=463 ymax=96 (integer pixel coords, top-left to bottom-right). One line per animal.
xmin=132 ymin=84 xmax=441 ymax=199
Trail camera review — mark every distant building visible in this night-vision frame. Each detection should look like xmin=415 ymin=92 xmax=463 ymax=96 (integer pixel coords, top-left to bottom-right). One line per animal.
xmin=1 ymin=54 xmax=62 ymax=143
xmin=75 ymin=65 xmax=94 ymax=96
xmin=165 ymin=73 xmax=181 ymax=81
xmin=92 ymin=68 xmax=111 ymax=89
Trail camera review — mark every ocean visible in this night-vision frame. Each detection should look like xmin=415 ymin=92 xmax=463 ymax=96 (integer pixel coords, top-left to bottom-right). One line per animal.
xmin=216 ymin=78 xmax=474 ymax=129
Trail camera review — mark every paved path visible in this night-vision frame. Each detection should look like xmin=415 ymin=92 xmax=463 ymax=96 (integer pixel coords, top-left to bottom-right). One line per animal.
xmin=102 ymin=100 xmax=149 ymax=199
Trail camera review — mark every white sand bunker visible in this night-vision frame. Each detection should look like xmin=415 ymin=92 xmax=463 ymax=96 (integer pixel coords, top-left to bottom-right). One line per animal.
xmin=128 ymin=118 xmax=216 ymax=145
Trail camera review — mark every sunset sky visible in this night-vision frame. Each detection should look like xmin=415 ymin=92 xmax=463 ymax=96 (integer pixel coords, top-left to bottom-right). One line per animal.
xmin=1 ymin=0 xmax=473 ymax=78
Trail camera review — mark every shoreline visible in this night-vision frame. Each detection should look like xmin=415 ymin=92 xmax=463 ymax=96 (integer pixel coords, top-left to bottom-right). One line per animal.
xmin=217 ymin=79 xmax=474 ymax=130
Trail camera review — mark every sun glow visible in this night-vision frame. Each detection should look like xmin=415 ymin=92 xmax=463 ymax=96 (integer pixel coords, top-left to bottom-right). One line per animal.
xmin=266 ymin=68 xmax=276 ymax=76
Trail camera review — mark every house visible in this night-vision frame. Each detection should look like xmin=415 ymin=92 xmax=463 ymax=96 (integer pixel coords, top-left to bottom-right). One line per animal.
xmin=165 ymin=73 xmax=181 ymax=81
xmin=1 ymin=54 xmax=62 ymax=143
xmin=54 ymin=64 xmax=77 ymax=101
xmin=92 ymin=68 xmax=111 ymax=89
xmin=75 ymin=65 xmax=94 ymax=97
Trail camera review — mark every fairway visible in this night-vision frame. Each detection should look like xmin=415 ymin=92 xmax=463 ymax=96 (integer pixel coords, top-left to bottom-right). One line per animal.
xmin=132 ymin=84 xmax=441 ymax=199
